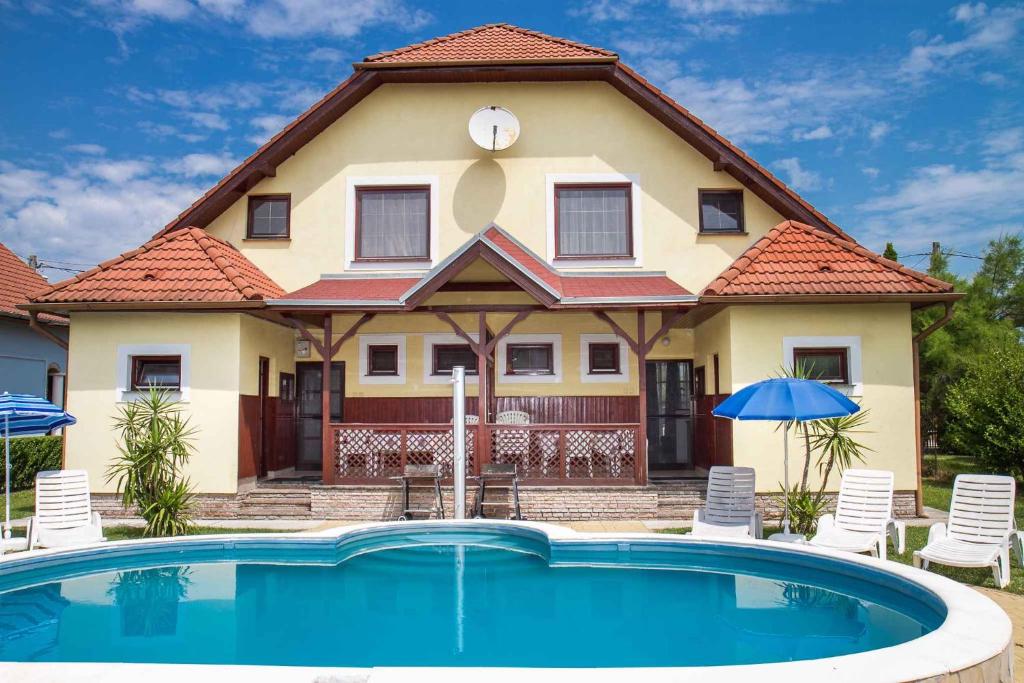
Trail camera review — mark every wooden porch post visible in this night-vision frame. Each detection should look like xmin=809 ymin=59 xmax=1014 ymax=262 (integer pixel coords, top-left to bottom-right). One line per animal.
xmin=321 ymin=313 xmax=334 ymax=485
xmin=636 ymin=310 xmax=648 ymax=486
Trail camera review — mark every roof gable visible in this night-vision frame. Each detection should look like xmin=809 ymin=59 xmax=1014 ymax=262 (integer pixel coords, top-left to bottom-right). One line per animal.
xmin=0 ymin=243 xmax=64 ymax=323
xmin=702 ymin=221 xmax=954 ymax=298
xmin=357 ymin=23 xmax=616 ymax=67
xmin=32 ymin=227 xmax=284 ymax=306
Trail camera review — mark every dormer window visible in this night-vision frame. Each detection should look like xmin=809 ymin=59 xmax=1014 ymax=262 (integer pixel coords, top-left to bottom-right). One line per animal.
xmin=554 ymin=184 xmax=632 ymax=258
xmin=355 ymin=186 xmax=430 ymax=261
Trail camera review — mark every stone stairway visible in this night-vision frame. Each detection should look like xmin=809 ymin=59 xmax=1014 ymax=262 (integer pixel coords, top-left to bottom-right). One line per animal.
xmin=652 ymin=480 xmax=708 ymax=519
xmin=238 ymin=487 xmax=313 ymax=519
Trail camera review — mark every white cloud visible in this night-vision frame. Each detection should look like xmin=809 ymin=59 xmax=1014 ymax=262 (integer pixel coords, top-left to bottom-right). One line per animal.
xmin=0 ymin=158 xmax=203 ymax=267
xmin=65 ymin=143 xmax=107 ymax=155
xmin=183 ymin=111 xmax=229 ymax=130
xmin=167 ymin=152 xmax=237 ymax=177
xmin=125 ymin=0 xmax=194 ymax=20
xmin=901 ymin=3 xmax=1024 ymax=78
xmin=868 ymin=122 xmax=892 ymax=142
xmin=249 ymin=114 xmax=290 ymax=145
xmin=569 ymin=0 xmax=644 ymax=22
xmin=668 ymin=0 xmax=797 ymax=16
xmin=138 ymin=121 xmax=207 ymax=143
xmin=984 ymin=127 xmax=1024 ymax=155
xmin=307 ymin=47 xmax=347 ymax=63
xmin=794 ymin=125 xmax=833 ymax=141
xmin=773 ymin=157 xmax=822 ymax=191
xmin=861 ymin=167 xmax=880 ymax=179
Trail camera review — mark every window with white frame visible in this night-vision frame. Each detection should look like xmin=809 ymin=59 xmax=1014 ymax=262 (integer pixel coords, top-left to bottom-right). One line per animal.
xmin=116 ymin=344 xmax=191 ymax=402
xmin=579 ymin=334 xmax=628 ymax=383
xmin=345 ymin=176 xmax=439 ymax=270
xmin=782 ymin=336 xmax=863 ymax=396
xmin=422 ymin=334 xmax=480 ymax=384
xmin=497 ymin=334 xmax=562 ymax=384
xmin=358 ymin=335 xmax=406 ymax=385
xmin=546 ymin=173 xmax=641 ymax=266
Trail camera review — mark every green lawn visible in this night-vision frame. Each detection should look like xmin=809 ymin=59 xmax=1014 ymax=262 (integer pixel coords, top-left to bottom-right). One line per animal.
xmin=0 ymin=489 xmax=35 ymax=520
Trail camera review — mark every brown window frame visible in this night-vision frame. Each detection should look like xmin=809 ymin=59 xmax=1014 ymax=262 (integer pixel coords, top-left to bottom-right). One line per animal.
xmin=587 ymin=342 xmax=621 ymax=375
xmin=793 ymin=347 xmax=850 ymax=384
xmin=353 ymin=185 xmax=431 ymax=262
xmin=431 ymin=344 xmax=479 ymax=376
xmin=366 ymin=344 xmax=399 ymax=376
xmin=698 ymin=189 xmax=746 ymax=234
xmin=245 ymin=194 xmax=291 ymax=239
xmin=553 ymin=182 xmax=634 ymax=259
xmin=131 ymin=355 xmax=182 ymax=391
xmin=506 ymin=343 xmax=555 ymax=376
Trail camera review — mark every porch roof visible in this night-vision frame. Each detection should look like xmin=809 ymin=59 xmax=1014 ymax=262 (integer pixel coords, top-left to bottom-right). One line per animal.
xmin=271 ymin=225 xmax=697 ymax=310
xmin=701 ymin=220 xmax=958 ymax=302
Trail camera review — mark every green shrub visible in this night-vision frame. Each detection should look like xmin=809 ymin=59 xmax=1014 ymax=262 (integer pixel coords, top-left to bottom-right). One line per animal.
xmin=6 ymin=435 xmax=63 ymax=490
xmin=946 ymin=342 xmax=1024 ymax=477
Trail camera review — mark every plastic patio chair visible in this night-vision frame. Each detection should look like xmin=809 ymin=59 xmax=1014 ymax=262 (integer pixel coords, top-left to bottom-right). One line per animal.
xmin=27 ymin=470 xmax=105 ymax=550
xmin=689 ymin=466 xmax=763 ymax=539
xmin=809 ymin=469 xmax=905 ymax=561
xmin=914 ymin=474 xmax=1016 ymax=588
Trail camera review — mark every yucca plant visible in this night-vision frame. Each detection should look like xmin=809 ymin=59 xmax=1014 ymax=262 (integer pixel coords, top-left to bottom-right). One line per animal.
xmin=108 ymin=388 xmax=198 ymax=537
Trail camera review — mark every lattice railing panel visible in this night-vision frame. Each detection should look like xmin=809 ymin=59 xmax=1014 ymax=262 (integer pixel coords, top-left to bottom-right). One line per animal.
xmin=565 ymin=428 xmax=636 ymax=479
xmin=334 ymin=426 xmax=476 ymax=482
xmin=491 ymin=427 xmax=561 ymax=479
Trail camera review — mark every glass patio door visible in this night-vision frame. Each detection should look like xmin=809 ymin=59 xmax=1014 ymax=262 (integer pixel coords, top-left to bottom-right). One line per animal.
xmin=645 ymin=360 xmax=694 ymax=473
xmin=295 ymin=362 xmax=344 ymax=472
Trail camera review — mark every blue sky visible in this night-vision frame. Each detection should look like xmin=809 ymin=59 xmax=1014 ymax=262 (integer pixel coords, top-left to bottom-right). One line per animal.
xmin=1 ymin=0 xmax=1022 ymax=279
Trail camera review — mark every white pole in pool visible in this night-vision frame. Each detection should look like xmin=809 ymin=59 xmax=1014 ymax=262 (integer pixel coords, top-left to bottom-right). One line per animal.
xmin=782 ymin=422 xmax=791 ymax=535
xmin=4 ymin=413 xmax=10 ymax=540
xmin=451 ymin=366 xmax=467 ymax=520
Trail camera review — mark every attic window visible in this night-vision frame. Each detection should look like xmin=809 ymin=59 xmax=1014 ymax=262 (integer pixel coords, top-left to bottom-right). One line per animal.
xmin=247 ymin=195 xmax=291 ymax=239
xmin=699 ymin=190 xmax=745 ymax=234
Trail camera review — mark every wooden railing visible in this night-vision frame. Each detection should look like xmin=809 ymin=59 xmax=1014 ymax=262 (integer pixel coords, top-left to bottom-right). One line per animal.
xmin=330 ymin=423 xmax=639 ymax=485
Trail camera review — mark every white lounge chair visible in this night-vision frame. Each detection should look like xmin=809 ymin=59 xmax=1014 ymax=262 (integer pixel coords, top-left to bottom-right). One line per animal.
xmin=914 ymin=474 xmax=1016 ymax=588
xmin=27 ymin=470 xmax=105 ymax=550
xmin=690 ymin=466 xmax=763 ymax=539
xmin=809 ymin=469 xmax=905 ymax=560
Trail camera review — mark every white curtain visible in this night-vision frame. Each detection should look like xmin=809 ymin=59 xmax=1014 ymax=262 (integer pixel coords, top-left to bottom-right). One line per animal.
xmin=557 ymin=187 xmax=630 ymax=256
xmin=359 ymin=190 xmax=428 ymax=258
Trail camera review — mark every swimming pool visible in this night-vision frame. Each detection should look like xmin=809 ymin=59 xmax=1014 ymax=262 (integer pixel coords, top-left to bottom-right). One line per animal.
xmin=0 ymin=521 xmax=1012 ymax=681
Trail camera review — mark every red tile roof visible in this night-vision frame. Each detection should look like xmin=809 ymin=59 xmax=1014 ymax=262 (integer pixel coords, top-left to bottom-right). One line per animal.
xmin=33 ymin=227 xmax=284 ymax=305
xmin=276 ymin=226 xmax=694 ymax=308
xmin=0 ymin=243 xmax=65 ymax=323
xmin=282 ymin=277 xmax=419 ymax=302
xmin=359 ymin=24 xmax=616 ymax=66
xmin=702 ymin=221 xmax=954 ymax=297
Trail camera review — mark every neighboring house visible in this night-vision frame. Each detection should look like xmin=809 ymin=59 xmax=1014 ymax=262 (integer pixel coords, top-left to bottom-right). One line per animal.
xmin=0 ymin=243 xmax=68 ymax=403
xmin=26 ymin=24 xmax=958 ymax=520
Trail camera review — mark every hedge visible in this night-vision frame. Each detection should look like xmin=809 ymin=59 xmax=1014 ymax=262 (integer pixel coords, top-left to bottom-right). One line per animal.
xmin=7 ymin=435 xmax=63 ymax=490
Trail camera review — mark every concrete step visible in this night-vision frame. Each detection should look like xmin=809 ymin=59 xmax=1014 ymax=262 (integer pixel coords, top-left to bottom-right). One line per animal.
xmin=236 ymin=505 xmax=313 ymax=519
xmin=241 ymin=494 xmax=311 ymax=507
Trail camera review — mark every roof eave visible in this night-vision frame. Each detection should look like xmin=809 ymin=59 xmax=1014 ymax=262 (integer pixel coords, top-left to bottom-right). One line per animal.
xmin=699 ymin=292 xmax=964 ymax=307
xmin=355 ymin=57 xmax=618 ymax=70
xmin=22 ymin=300 xmax=268 ymax=313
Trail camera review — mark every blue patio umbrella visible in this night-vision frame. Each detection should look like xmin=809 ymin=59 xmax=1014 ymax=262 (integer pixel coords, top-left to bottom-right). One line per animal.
xmin=0 ymin=393 xmax=76 ymax=538
xmin=713 ymin=378 xmax=859 ymax=535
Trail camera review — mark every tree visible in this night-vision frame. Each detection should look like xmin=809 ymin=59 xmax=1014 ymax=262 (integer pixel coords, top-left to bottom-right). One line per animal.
xmin=945 ymin=342 xmax=1024 ymax=476
xmin=883 ymin=242 xmax=898 ymax=261
xmin=107 ymin=389 xmax=198 ymax=536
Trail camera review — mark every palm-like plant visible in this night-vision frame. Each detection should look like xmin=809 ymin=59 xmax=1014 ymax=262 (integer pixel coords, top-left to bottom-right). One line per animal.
xmin=107 ymin=388 xmax=198 ymax=536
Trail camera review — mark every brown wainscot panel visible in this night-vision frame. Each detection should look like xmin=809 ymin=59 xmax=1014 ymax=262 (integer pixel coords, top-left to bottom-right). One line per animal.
xmin=238 ymin=394 xmax=261 ymax=480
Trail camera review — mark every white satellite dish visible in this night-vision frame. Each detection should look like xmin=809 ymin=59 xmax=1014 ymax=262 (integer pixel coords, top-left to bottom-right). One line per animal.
xmin=468 ymin=106 xmax=520 ymax=152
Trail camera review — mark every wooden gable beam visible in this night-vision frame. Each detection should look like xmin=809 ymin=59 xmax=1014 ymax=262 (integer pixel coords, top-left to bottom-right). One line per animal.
xmin=641 ymin=309 xmax=689 ymax=355
xmin=592 ymin=310 xmax=640 ymax=355
xmin=484 ymin=310 xmax=531 ymax=356
xmin=434 ymin=312 xmax=480 ymax=354
xmin=287 ymin=316 xmax=325 ymax=358
xmin=330 ymin=313 xmax=375 ymax=357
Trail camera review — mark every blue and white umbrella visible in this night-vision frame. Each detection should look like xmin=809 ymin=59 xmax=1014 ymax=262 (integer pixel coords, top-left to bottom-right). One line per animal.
xmin=0 ymin=393 xmax=76 ymax=538
xmin=713 ymin=378 xmax=859 ymax=535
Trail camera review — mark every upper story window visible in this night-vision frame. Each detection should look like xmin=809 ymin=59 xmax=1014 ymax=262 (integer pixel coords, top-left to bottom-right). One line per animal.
xmin=366 ymin=345 xmax=399 ymax=376
xmin=355 ymin=186 xmax=430 ymax=261
xmin=793 ymin=347 xmax=849 ymax=384
xmin=699 ymin=189 xmax=745 ymax=234
xmin=247 ymin=195 xmax=290 ymax=239
xmin=506 ymin=343 xmax=554 ymax=376
xmin=432 ymin=344 xmax=478 ymax=376
xmin=131 ymin=355 xmax=181 ymax=391
xmin=554 ymin=183 xmax=633 ymax=258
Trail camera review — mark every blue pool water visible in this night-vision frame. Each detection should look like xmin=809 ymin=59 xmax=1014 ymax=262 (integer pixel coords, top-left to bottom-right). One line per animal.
xmin=0 ymin=529 xmax=945 ymax=668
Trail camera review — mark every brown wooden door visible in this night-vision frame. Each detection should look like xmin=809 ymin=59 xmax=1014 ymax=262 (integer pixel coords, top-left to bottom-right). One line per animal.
xmin=258 ymin=357 xmax=270 ymax=477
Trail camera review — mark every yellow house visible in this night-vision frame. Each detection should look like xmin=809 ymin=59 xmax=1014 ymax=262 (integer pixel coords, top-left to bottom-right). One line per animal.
xmin=25 ymin=24 xmax=958 ymax=521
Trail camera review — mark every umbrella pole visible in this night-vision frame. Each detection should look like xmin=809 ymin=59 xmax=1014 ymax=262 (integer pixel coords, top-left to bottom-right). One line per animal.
xmin=4 ymin=414 xmax=9 ymax=540
xmin=782 ymin=423 xmax=791 ymax=535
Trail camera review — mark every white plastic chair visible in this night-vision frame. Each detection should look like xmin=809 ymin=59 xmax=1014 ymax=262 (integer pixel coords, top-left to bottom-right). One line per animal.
xmin=914 ymin=474 xmax=1016 ymax=588
xmin=809 ymin=469 xmax=905 ymax=560
xmin=493 ymin=411 xmax=530 ymax=474
xmin=495 ymin=411 xmax=530 ymax=425
xmin=28 ymin=470 xmax=105 ymax=550
xmin=690 ymin=466 xmax=762 ymax=539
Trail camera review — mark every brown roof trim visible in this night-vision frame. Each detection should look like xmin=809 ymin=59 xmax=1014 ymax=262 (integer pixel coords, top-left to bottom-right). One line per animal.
xmin=22 ymin=300 xmax=268 ymax=314
xmin=156 ymin=59 xmax=850 ymax=241
xmin=359 ymin=23 xmax=616 ymax=66
xmin=700 ymin=293 xmax=964 ymax=306
xmin=703 ymin=220 xmax=954 ymax=296
xmin=355 ymin=56 xmax=618 ymax=69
